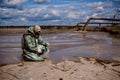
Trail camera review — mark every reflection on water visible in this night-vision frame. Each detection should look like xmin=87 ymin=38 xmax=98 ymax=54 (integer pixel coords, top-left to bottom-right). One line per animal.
xmin=0 ymin=32 xmax=120 ymax=65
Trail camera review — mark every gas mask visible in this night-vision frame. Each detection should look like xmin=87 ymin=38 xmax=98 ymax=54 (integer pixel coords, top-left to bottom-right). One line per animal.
xmin=34 ymin=25 xmax=41 ymax=38
xmin=35 ymin=31 xmax=41 ymax=38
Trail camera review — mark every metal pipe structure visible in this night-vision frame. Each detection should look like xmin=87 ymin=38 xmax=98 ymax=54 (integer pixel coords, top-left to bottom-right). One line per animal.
xmin=82 ymin=17 xmax=120 ymax=31
xmin=77 ymin=22 xmax=120 ymax=24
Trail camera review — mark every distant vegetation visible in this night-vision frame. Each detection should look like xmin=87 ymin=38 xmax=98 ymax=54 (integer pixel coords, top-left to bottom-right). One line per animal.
xmin=0 ymin=25 xmax=76 ymax=29
xmin=0 ymin=24 xmax=119 ymax=31
xmin=0 ymin=25 xmax=103 ymax=31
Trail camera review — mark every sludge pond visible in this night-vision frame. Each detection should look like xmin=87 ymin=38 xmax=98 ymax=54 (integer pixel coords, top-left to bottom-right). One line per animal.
xmin=0 ymin=31 xmax=120 ymax=65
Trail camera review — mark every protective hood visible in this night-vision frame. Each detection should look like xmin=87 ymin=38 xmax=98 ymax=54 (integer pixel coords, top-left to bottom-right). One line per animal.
xmin=28 ymin=26 xmax=35 ymax=34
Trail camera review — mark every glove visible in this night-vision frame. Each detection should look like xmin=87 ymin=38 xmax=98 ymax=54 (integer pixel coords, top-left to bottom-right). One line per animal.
xmin=45 ymin=43 xmax=50 ymax=46
xmin=38 ymin=48 xmax=42 ymax=54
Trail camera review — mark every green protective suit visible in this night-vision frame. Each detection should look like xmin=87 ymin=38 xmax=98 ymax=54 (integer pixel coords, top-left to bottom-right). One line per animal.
xmin=22 ymin=27 xmax=49 ymax=61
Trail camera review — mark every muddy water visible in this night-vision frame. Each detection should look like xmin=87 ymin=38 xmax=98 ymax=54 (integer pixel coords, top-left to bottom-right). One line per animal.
xmin=0 ymin=32 xmax=120 ymax=65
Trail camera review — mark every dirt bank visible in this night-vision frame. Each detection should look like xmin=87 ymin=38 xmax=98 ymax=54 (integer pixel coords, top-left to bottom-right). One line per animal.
xmin=0 ymin=57 xmax=120 ymax=80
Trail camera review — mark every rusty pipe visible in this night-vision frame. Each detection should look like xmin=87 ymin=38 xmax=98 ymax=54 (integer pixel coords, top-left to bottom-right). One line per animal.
xmin=83 ymin=17 xmax=120 ymax=31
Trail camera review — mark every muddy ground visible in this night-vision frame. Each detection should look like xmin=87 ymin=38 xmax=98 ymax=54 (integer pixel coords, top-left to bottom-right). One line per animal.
xmin=0 ymin=57 xmax=120 ymax=80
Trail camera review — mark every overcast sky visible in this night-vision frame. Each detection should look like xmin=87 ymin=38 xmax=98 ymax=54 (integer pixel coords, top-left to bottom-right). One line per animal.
xmin=0 ymin=0 xmax=120 ymax=26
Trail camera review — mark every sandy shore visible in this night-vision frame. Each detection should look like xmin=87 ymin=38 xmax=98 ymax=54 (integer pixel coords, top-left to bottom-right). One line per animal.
xmin=0 ymin=57 xmax=120 ymax=80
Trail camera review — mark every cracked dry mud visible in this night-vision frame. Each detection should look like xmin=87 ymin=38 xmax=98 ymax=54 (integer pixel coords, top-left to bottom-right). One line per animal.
xmin=0 ymin=57 xmax=120 ymax=80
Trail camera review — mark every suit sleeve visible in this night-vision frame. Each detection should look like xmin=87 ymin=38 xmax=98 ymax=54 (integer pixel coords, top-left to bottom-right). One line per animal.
xmin=38 ymin=36 xmax=47 ymax=46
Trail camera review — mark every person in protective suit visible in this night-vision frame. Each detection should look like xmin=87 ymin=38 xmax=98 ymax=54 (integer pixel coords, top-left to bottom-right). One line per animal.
xmin=22 ymin=25 xmax=49 ymax=61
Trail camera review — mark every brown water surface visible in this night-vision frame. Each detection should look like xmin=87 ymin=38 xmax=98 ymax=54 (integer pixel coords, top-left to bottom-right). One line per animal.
xmin=0 ymin=32 xmax=120 ymax=65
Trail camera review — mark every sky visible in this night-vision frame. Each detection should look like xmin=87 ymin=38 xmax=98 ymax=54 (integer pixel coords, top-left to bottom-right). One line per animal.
xmin=0 ymin=0 xmax=120 ymax=26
